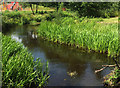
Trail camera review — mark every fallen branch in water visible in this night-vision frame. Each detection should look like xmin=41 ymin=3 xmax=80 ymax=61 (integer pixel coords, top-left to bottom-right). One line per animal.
xmin=95 ymin=67 xmax=106 ymax=73
xmin=102 ymin=65 xmax=116 ymax=67
xmin=95 ymin=64 xmax=117 ymax=74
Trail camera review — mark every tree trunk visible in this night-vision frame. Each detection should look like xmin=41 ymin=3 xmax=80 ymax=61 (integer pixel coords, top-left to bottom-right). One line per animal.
xmin=36 ymin=4 xmax=38 ymax=13
xmin=30 ymin=4 xmax=35 ymax=15
xmin=56 ymin=3 xmax=59 ymax=12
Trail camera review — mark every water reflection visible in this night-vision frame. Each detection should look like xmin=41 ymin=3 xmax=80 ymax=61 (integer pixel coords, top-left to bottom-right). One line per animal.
xmin=3 ymin=25 xmax=115 ymax=86
xmin=11 ymin=34 xmax=22 ymax=43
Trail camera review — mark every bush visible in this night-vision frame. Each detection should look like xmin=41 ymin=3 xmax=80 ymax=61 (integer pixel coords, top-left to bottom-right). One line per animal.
xmin=32 ymin=15 xmax=42 ymax=22
xmin=2 ymin=11 xmax=50 ymax=27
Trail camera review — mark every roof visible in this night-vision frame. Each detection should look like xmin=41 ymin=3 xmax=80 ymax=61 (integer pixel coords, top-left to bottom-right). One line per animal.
xmin=6 ymin=2 xmax=20 ymax=10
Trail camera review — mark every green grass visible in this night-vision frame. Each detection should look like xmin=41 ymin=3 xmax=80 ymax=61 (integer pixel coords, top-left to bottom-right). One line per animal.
xmin=2 ymin=10 xmax=119 ymax=57
xmin=87 ymin=17 xmax=118 ymax=23
xmin=37 ymin=17 xmax=119 ymax=57
xmin=2 ymin=10 xmax=80 ymax=28
xmin=2 ymin=10 xmax=50 ymax=28
xmin=102 ymin=17 xmax=118 ymax=23
xmin=2 ymin=33 xmax=49 ymax=87
xmin=24 ymin=5 xmax=55 ymax=11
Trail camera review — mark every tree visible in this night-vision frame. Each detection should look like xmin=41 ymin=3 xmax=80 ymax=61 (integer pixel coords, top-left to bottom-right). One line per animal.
xmin=29 ymin=2 xmax=35 ymax=15
xmin=64 ymin=2 xmax=118 ymax=17
xmin=20 ymin=2 xmax=118 ymax=17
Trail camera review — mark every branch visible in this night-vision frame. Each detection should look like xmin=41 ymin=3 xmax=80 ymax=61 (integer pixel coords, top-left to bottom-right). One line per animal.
xmin=102 ymin=65 xmax=116 ymax=67
xmin=95 ymin=67 xmax=106 ymax=73
xmin=95 ymin=64 xmax=117 ymax=74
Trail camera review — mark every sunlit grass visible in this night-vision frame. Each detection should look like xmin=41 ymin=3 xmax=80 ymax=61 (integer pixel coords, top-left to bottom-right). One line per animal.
xmin=24 ymin=5 xmax=55 ymax=11
xmin=37 ymin=17 xmax=119 ymax=57
xmin=2 ymin=34 xmax=49 ymax=87
xmin=102 ymin=17 xmax=118 ymax=23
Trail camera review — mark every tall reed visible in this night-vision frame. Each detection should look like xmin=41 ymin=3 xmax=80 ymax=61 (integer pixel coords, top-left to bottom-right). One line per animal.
xmin=2 ymin=33 xmax=49 ymax=87
xmin=37 ymin=17 xmax=119 ymax=57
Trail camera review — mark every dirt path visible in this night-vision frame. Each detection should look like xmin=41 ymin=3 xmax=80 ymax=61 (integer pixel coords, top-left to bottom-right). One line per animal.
xmin=98 ymin=21 xmax=118 ymax=24
xmin=98 ymin=17 xmax=118 ymax=24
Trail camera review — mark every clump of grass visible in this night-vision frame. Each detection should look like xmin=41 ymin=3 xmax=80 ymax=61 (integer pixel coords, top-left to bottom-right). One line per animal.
xmin=37 ymin=17 xmax=119 ymax=57
xmin=2 ymin=33 xmax=49 ymax=87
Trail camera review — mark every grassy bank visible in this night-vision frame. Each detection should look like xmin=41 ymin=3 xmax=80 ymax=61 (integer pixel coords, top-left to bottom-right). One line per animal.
xmin=37 ymin=17 xmax=119 ymax=57
xmin=2 ymin=10 xmax=51 ymax=28
xmin=2 ymin=32 xmax=49 ymax=87
xmin=103 ymin=15 xmax=120 ymax=87
xmin=2 ymin=10 xmax=80 ymax=28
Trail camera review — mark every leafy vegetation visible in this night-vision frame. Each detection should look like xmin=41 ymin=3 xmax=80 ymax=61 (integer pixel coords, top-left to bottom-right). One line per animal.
xmin=19 ymin=2 xmax=118 ymax=17
xmin=37 ymin=17 xmax=119 ymax=57
xmin=2 ymin=9 xmax=78 ymax=28
xmin=2 ymin=33 xmax=49 ymax=87
xmin=2 ymin=10 xmax=50 ymax=28
xmin=2 ymin=2 xmax=119 ymax=87
xmin=104 ymin=67 xmax=120 ymax=86
xmin=104 ymin=11 xmax=120 ymax=87
xmin=29 ymin=2 xmax=118 ymax=17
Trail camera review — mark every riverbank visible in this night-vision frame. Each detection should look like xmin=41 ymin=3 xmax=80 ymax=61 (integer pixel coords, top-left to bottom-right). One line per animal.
xmin=104 ymin=67 xmax=120 ymax=87
xmin=2 ymin=10 xmax=119 ymax=87
xmin=36 ymin=15 xmax=120 ymax=87
xmin=2 ymin=10 xmax=119 ymax=59
xmin=1 ymin=32 xmax=49 ymax=87
xmin=3 ymin=25 xmax=116 ymax=86
xmin=37 ymin=16 xmax=119 ymax=58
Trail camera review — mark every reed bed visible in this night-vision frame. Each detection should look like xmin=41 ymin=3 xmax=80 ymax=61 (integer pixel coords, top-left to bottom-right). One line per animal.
xmin=2 ymin=33 xmax=49 ymax=87
xmin=37 ymin=17 xmax=119 ymax=57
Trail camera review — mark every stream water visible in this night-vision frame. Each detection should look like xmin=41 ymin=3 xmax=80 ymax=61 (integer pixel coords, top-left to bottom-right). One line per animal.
xmin=3 ymin=25 xmax=115 ymax=86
